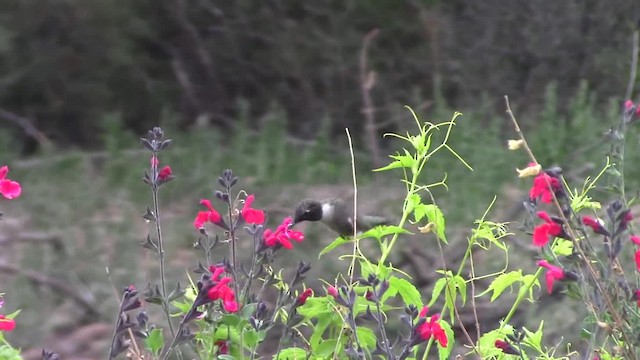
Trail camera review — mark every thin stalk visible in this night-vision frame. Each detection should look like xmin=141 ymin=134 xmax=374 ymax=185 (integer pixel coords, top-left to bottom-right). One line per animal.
xmin=152 ymin=184 xmax=176 ymax=338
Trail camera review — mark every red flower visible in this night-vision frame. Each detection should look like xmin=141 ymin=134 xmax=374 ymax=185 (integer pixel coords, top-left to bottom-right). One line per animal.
xmin=242 ymin=194 xmax=265 ymax=225
xmin=582 ymin=216 xmax=610 ymax=236
xmin=634 ymin=290 xmax=640 ymax=307
xmin=537 ymin=260 xmax=566 ymax=294
xmin=207 ymin=276 xmax=239 ymax=313
xmin=0 ymin=166 xmax=21 ymax=200
xmin=215 ymin=340 xmax=229 ymax=355
xmin=263 ymin=217 xmax=304 ymax=249
xmin=158 ymin=166 xmax=172 ymax=181
xmin=533 ymin=211 xmax=564 ymax=247
xmin=296 ymin=288 xmax=313 ymax=306
xmin=635 ymin=250 xmax=640 ymax=273
xmin=625 ymin=99 xmax=634 ymax=111
xmin=495 ymin=340 xmax=520 ymax=355
xmin=529 ymin=172 xmax=561 ymax=203
xmin=0 ymin=314 xmax=15 ymax=331
xmin=621 ymin=210 xmax=633 ymax=230
xmin=326 ymin=286 xmax=338 ymax=298
xmin=631 ymin=235 xmax=640 ymax=246
xmin=416 ymin=306 xmax=447 ymax=347
xmin=194 ymin=199 xmax=225 ymax=229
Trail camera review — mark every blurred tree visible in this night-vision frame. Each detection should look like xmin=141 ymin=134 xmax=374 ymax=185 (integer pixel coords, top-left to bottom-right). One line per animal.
xmin=0 ymin=0 xmax=637 ymax=151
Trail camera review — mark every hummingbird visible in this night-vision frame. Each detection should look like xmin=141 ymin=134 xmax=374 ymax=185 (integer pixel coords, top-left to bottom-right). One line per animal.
xmin=292 ymin=198 xmax=388 ymax=236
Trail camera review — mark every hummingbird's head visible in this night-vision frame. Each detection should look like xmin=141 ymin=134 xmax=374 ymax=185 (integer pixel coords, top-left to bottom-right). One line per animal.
xmin=293 ymin=200 xmax=324 ymax=225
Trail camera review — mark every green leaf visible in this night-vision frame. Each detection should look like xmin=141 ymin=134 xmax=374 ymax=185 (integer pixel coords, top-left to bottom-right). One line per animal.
xmin=358 ymin=225 xmax=411 ymax=240
xmin=314 ymin=339 xmax=339 ymax=357
xmin=274 ymin=347 xmax=308 ymax=359
xmin=318 ymin=236 xmax=351 ymax=258
xmin=429 ymin=278 xmax=447 ymax=307
xmin=477 ymin=270 xmax=522 ymax=301
xmin=145 ymin=328 xmax=164 ymax=356
xmin=243 ymin=329 xmax=259 ymax=347
xmin=374 ymin=151 xmax=415 ymax=172
xmin=218 ymin=356 xmax=236 ymax=360
xmin=414 ymin=204 xmax=447 ymax=243
xmin=551 ymin=238 xmax=573 ymax=256
xmin=0 ymin=345 xmax=22 ymax=360
xmin=389 ymin=276 xmax=423 ymax=309
xmin=356 ymin=326 xmax=377 ymax=350
xmin=520 ymin=274 xmax=540 ymax=300
xmin=453 ymin=275 xmax=467 ymax=305
xmin=310 ymin=313 xmax=334 ymax=350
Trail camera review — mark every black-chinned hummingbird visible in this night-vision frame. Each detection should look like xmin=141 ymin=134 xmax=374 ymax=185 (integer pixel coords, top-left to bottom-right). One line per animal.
xmin=292 ymin=198 xmax=388 ymax=236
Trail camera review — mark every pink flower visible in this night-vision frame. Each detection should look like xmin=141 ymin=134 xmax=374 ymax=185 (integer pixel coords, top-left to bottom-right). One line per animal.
xmin=326 ymin=286 xmax=338 ymax=298
xmin=0 ymin=166 xmax=21 ymax=200
xmin=495 ymin=340 xmax=520 ymax=355
xmin=635 ymin=250 xmax=640 ymax=273
xmin=582 ymin=216 xmax=609 ymax=236
xmin=416 ymin=306 xmax=447 ymax=347
xmin=215 ymin=340 xmax=229 ymax=354
xmin=533 ymin=211 xmax=564 ymax=247
xmin=242 ymin=194 xmax=265 ymax=225
xmin=537 ymin=260 xmax=566 ymax=294
xmin=263 ymin=217 xmax=304 ymax=249
xmin=158 ymin=166 xmax=172 ymax=181
xmin=0 ymin=314 xmax=15 ymax=331
xmin=631 ymin=235 xmax=640 ymax=246
xmin=194 ymin=199 xmax=225 ymax=229
xmin=621 ymin=210 xmax=633 ymax=230
xmin=529 ymin=172 xmax=561 ymax=203
xmin=625 ymin=99 xmax=635 ymax=111
xmin=296 ymin=288 xmax=313 ymax=306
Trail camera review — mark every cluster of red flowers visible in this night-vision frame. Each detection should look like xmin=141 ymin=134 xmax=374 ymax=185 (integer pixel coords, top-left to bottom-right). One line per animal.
xmin=192 ymin=194 xmax=305 ymax=249
xmin=263 ymin=217 xmax=304 ymax=249
xmin=529 ymin=171 xmax=562 ymax=204
xmin=207 ymin=265 xmax=239 ymax=313
xmin=532 ymin=211 xmax=566 ymax=247
xmin=415 ymin=306 xmax=447 ymax=347
xmin=0 ymin=166 xmax=21 ymax=200
xmin=0 ymin=166 xmax=20 ymax=332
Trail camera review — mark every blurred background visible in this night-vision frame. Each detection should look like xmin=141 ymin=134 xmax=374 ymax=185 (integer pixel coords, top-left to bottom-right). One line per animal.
xmin=1 ymin=0 xmax=640 ymax=358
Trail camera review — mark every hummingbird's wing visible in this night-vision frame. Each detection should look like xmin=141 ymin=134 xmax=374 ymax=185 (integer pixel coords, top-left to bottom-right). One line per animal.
xmin=358 ymin=215 xmax=389 ymax=230
xmin=325 ymin=198 xmax=389 ymax=235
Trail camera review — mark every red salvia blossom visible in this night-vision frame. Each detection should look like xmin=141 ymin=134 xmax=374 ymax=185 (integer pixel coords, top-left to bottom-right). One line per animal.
xmin=296 ymin=288 xmax=313 ymax=306
xmin=533 ymin=211 xmax=564 ymax=247
xmin=529 ymin=172 xmax=561 ymax=204
xmin=0 ymin=314 xmax=15 ymax=331
xmin=194 ymin=199 xmax=225 ymax=229
xmin=634 ymin=290 xmax=640 ymax=308
xmin=215 ymin=340 xmax=229 ymax=355
xmin=242 ymin=194 xmax=265 ymax=225
xmin=635 ymin=250 xmax=640 ymax=273
xmin=326 ymin=286 xmax=338 ymax=298
xmin=582 ymin=216 xmax=610 ymax=236
xmin=632 ymin=235 xmax=640 ymax=246
xmin=495 ymin=339 xmax=520 ymax=355
xmin=263 ymin=217 xmax=304 ymax=249
xmin=416 ymin=306 xmax=447 ymax=347
xmin=0 ymin=166 xmax=21 ymax=200
xmin=537 ymin=260 xmax=566 ymax=294
xmin=206 ymin=266 xmax=239 ymax=313
xmin=621 ymin=210 xmax=633 ymax=231
xmin=208 ymin=284 xmax=238 ymax=313
xmin=624 ymin=99 xmax=640 ymax=119
xmin=158 ymin=165 xmax=172 ymax=181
